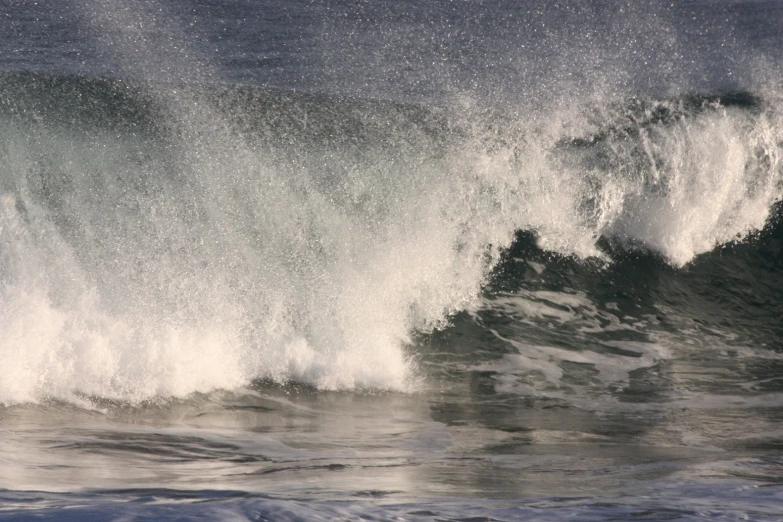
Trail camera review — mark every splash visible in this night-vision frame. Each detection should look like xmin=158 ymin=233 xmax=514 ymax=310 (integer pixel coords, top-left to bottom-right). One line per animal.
xmin=0 ymin=1 xmax=781 ymax=404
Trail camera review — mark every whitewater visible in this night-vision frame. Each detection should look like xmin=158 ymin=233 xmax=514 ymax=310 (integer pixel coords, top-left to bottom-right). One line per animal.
xmin=0 ymin=1 xmax=782 ymax=520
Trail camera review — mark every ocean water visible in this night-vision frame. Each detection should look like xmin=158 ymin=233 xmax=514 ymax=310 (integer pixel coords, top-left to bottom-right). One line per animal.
xmin=0 ymin=1 xmax=782 ymax=520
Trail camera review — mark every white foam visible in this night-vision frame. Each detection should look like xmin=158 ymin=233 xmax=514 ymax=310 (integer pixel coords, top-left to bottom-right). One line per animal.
xmin=602 ymin=103 xmax=783 ymax=265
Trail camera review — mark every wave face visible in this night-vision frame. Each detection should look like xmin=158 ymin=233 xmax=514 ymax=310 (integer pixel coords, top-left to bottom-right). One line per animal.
xmin=0 ymin=0 xmax=782 ymax=405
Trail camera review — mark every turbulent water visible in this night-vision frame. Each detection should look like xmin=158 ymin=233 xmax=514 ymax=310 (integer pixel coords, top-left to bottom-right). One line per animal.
xmin=1 ymin=1 xmax=782 ymax=520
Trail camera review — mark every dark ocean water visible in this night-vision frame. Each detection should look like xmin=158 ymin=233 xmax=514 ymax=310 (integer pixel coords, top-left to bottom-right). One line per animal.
xmin=0 ymin=1 xmax=782 ymax=520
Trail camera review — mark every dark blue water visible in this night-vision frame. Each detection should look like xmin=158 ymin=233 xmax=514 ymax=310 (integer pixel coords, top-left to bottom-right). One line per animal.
xmin=0 ymin=1 xmax=782 ymax=520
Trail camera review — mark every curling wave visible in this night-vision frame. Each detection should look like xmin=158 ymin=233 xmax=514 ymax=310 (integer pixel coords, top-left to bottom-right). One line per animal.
xmin=0 ymin=72 xmax=780 ymax=403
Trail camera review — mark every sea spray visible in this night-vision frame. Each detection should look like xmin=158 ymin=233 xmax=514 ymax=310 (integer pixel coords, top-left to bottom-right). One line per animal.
xmin=1 ymin=74 xmax=780 ymax=404
xmin=0 ymin=0 xmax=782 ymax=403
